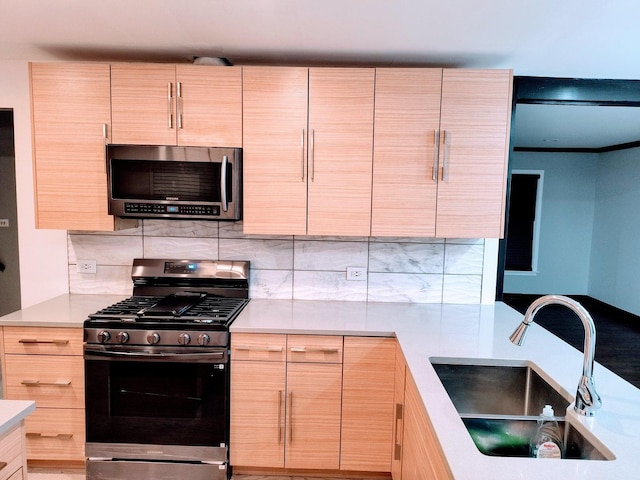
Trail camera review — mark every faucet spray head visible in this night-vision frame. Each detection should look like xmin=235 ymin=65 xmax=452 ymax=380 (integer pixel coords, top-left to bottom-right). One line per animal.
xmin=509 ymin=321 xmax=530 ymax=346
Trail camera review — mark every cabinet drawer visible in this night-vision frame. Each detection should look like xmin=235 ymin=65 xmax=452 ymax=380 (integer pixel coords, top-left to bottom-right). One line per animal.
xmin=3 ymin=327 xmax=83 ymax=356
xmin=25 ymin=408 xmax=85 ymax=462
xmin=287 ymin=335 xmax=343 ymax=364
xmin=4 ymin=355 xmax=84 ymax=408
xmin=0 ymin=424 xmax=22 ymax=480
xmin=231 ymin=333 xmax=287 ymax=362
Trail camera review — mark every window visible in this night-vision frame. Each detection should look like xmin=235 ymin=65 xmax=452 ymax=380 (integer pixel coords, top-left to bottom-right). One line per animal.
xmin=505 ymin=171 xmax=543 ymax=272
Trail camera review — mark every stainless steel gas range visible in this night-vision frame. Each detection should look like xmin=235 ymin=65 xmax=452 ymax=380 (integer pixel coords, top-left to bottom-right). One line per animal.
xmin=83 ymin=258 xmax=249 ymax=480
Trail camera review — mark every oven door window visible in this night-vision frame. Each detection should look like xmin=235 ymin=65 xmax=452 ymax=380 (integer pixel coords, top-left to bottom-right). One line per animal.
xmin=86 ymin=358 xmax=229 ymax=447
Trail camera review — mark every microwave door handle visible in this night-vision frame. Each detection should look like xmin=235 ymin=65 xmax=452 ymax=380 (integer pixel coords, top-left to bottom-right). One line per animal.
xmin=220 ymin=155 xmax=229 ymax=212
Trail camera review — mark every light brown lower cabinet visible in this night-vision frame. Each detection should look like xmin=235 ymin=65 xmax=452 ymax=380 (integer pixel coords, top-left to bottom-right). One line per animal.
xmin=0 ymin=422 xmax=27 ymax=480
xmin=1 ymin=326 xmax=85 ymax=464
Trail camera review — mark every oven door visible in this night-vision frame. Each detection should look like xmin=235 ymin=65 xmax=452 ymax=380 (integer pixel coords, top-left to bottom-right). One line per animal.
xmin=84 ymin=346 xmax=229 ymax=461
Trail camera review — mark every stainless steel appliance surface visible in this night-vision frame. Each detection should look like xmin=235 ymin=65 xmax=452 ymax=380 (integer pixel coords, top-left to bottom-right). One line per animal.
xmin=107 ymin=145 xmax=242 ymax=221
xmin=83 ymin=258 xmax=249 ymax=480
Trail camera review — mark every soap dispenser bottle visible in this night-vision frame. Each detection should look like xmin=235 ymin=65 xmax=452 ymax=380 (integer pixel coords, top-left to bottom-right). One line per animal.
xmin=531 ymin=404 xmax=564 ymax=459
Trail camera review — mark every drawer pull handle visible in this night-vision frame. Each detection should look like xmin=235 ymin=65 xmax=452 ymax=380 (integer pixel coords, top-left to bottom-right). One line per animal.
xmin=0 ymin=462 xmax=6 ymax=471
xmin=21 ymin=379 xmax=72 ymax=386
xmin=289 ymin=347 xmax=339 ymax=354
xmin=234 ymin=345 xmax=283 ymax=353
xmin=19 ymin=339 xmax=70 ymax=345
xmin=26 ymin=432 xmax=73 ymax=439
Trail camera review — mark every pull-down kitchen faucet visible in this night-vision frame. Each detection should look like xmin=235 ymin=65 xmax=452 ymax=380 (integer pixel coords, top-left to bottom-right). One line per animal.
xmin=509 ymin=294 xmax=602 ymax=416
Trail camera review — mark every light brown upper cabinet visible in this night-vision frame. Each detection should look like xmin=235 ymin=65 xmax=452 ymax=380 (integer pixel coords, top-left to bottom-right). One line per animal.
xmin=30 ymin=62 xmax=121 ymax=231
xmin=110 ymin=63 xmax=242 ymax=147
xmin=242 ymin=67 xmax=375 ymax=236
xmin=372 ymin=68 xmax=513 ymax=238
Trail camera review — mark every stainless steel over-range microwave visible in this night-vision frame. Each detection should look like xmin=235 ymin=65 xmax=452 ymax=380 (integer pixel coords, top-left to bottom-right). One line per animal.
xmin=107 ymin=145 xmax=242 ymax=221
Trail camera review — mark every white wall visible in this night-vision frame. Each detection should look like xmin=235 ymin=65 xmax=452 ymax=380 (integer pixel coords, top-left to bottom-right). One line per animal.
xmin=504 ymin=151 xmax=598 ymax=294
xmin=0 ymin=60 xmax=68 ymax=308
xmin=589 ymin=147 xmax=640 ymax=316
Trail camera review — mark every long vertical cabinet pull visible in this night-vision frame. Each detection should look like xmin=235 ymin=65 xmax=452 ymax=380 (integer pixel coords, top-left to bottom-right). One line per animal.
xmin=310 ymin=130 xmax=315 ymax=182
xmin=394 ymin=402 xmax=404 ymax=460
xmin=441 ymin=130 xmax=449 ymax=181
xmin=301 ymin=129 xmax=306 ymax=180
xmin=177 ymin=81 xmax=183 ymax=129
xmin=288 ymin=391 xmax=294 ymax=443
xmin=432 ymin=129 xmax=440 ymax=181
xmin=278 ymin=390 xmax=283 ymax=444
xmin=167 ymin=82 xmax=173 ymax=129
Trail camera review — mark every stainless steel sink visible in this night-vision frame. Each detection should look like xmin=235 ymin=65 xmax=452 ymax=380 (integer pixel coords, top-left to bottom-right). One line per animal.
xmin=430 ymin=357 xmax=571 ymax=416
xmin=429 ymin=357 xmax=615 ymax=461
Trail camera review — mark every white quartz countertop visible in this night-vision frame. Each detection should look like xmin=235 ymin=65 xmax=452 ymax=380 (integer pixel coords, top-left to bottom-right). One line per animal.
xmin=232 ymin=298 xmax=640 ymax=480
xmin=0 ymin=294 xmax=128 ymax=328
xmin=0 ymin=400 xmax=35 ymax=437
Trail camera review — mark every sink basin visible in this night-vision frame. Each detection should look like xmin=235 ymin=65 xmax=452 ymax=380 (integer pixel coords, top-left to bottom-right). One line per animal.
xmin=429 ymin=357 xmax=615 ymax=461
xmin=430 ymin=357 xmax=571 ymax=416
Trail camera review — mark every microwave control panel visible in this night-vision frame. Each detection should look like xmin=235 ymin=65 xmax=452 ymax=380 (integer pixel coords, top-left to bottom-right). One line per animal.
xmin=124 ymin=203 xmax=220 ymax=217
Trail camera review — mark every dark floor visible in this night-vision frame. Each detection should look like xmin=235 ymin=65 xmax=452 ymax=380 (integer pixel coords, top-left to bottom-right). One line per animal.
xmin=502 ymin=294 xmax=640 ymax=389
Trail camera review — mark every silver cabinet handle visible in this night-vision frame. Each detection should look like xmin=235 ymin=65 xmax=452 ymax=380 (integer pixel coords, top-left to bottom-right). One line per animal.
xmin=442 ymin=130 xmax=449 ymax=181
xmin=21 ymin=379 xmax=71 ymax=386
xmin=289 ymin=346 xmax=339 ymax=354
xmin=26 ymin=432 xmax=73 ymax=439
xmin=167 ymin=82 xmax=173 ymax=129
xmin=432 ymin=129 xmax=440 ymax=181
xmin=301 ymin=129 xmax=306 ymax=181
xmin=277 ymin=390 xmax=283 ymax=444
xmin=220 ymin=155 xmax=229 ymax=212
xmin=19 ymin=338 xmax=69 ymax=345
xmin=310 ymin=129 xmax=315 ymax=182
xmin=235 ymin=345 xmax=283 ymax=352
xmin=102 ymin=123 xmax=109 ymax=141
xmin=177 ymin=81 xmax=183 ymax=129
xmin=288 ymin=391 xmax=294 ymax=443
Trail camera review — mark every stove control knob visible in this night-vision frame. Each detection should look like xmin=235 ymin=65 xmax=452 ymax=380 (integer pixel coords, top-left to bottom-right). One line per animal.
xmin=178 ymin=333 xmax=191 ymax=345
xmin=97 ymin=331 xmax=111 ymax=343
xmin=198 ymin=334 xmax=211 ymax=346
xmin=116 ymin=332 xmax=130 ymax=344
xmin=147 ymin=332 xmax=161 ymax=345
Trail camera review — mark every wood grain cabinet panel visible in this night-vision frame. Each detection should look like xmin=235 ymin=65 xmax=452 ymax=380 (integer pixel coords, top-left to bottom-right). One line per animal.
xmin=1 ymin=326 xmax=85 ymax=464
xmin=372 ymin=68 xmax=442 ymax=237
xmin=435 ymin=69 xmax=513 ymax=238
xmin=0 ymin=424 xmax=25 ymax=480
xmin=30 ymin=62 xmax=117 ymax=231
xmin=341 ymin=336 xmax=396 ymax=472
xmin=111 ymin=63 xmax=242 ymax=147
xmin=242 ymin=67 xmax=375 ymax=236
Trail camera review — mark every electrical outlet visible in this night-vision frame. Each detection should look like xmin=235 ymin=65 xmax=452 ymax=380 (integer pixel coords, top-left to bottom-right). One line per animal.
xmin=77 ymin=260 xmax=97 ymax=274
xmin=346 ymin=266 xmax=367 ymax=281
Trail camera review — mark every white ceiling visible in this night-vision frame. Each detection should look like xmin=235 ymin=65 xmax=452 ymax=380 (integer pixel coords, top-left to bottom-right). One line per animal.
xmin=3 ymin=0 xmax=640 ymax=148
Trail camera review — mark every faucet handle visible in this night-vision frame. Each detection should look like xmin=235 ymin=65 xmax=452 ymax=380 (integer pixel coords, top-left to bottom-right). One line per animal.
xmin=575 ymin=375 xmax=602 ymax=416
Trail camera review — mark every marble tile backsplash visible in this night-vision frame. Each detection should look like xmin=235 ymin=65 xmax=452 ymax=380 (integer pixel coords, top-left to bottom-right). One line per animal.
xmin=67 ymin=220 xmax=487 ymax=304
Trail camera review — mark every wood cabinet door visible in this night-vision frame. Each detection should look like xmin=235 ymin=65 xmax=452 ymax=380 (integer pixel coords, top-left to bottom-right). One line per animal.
xmin=230 ymin=360 xmax=286 ymax=468
xmin=30 ymin=62 xmax=115 ymax=231
xmin=402 ymin=372 xmax=452 ymax=479
xmin=307 ymin=68 xmax=375 ymax=236
xmin=392 ymin=345 xmax=407 ymax=480
xmin=372 ymin=68 xmax=442 ymax=237
xmin=111 ymin=63 xmax=177 ymax=145
xmin=341 ymin=337 xmax=396 ymax=472
xmin=435 ymin=69 xmax=512 ymax=238
xmin=175 ymin=65 xmax=242 ymax=147
xmin=285 ymin=362 xmax=342 ymax=470
xmin=242 ymin=67 xmax=309 ymax=235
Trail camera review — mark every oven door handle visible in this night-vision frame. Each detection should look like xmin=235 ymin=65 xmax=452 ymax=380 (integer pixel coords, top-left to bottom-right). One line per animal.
xmin=84 ymin=348 xmax=227 ymax=363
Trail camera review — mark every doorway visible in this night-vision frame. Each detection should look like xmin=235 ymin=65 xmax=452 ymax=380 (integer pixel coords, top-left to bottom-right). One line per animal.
xmin=0 ymin=109 xmax=21 ymax=316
